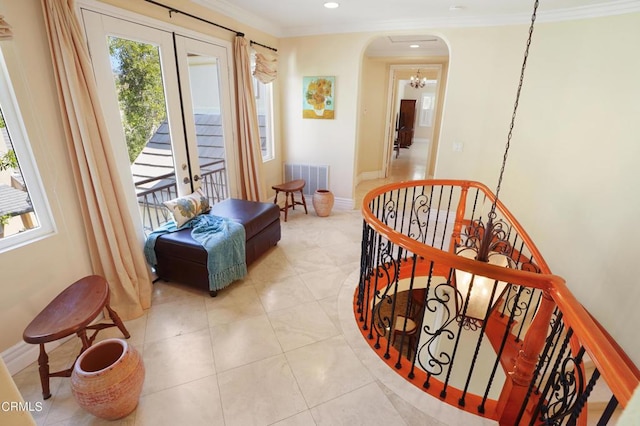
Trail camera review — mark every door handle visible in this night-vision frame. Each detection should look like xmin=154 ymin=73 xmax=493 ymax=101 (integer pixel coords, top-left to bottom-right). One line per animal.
xmin=193 ymin=175 xmax=200 ymax=182
xmin=183 ymin=177 xmax=190 ymax=184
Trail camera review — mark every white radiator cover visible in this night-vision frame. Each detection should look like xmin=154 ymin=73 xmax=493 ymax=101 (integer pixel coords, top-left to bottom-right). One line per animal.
xmin=284 ymin=163 xmax=330 ymax=196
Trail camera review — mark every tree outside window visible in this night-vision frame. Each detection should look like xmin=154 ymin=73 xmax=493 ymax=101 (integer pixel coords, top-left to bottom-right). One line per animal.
xmin=108 ymin=38 xmax=166 ymax=163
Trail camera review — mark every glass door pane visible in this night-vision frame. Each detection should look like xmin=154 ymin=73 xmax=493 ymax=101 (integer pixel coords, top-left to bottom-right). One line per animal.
xmin=82 ymin=10 xmax=237 ymax=233
xmin=174 ymin=35 xmax=237 ymax=205
xmin=106 ymin=35 xmax=180 ymax=231
xmin=83 ymin=10 xmax=188 ymax=233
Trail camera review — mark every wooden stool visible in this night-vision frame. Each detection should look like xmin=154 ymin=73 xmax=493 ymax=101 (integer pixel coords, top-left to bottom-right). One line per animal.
xmin=23 ymin=275 xmax=130 ymax=399
xmin=272 ymin=179 xmax=308 ymax=222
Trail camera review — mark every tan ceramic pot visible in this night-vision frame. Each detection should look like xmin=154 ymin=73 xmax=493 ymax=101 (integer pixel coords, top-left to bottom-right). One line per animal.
xmin=312 ymin=189 xmax=334 ymax=217
xmin=71 ymin=338 xmax=144 ymax=420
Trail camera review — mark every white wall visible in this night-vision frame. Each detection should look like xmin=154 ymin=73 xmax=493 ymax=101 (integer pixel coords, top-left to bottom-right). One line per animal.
xmin=415 ymin=84 xmax=437 ymax=140
xmin=439 ymin=16 xmax=640 ymax=365
xmin=280 ymin=33 xmax=370 ymax=206
xmin=281 ymin=15 xmax=640 ymax=366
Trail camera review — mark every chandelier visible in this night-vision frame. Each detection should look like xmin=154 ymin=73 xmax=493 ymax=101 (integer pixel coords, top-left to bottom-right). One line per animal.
xmin=454 ymin=0 xmax=540 ymax=326
xmin=409 ymin=69 xmax=426 ymax=89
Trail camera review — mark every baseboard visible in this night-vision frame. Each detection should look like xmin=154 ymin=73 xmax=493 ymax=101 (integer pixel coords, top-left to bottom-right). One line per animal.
xmin=2 ymin=337 xmax=72 ymax=375
xmin=333 ymin=197 xmax=355 ymax=211
xmin=356 ymin=171 xmax=384 ymax=186
xmin=2 ymin=312 xmax=107 ymax=375
xmin=270 ymin=193 xmax=354 ymax=213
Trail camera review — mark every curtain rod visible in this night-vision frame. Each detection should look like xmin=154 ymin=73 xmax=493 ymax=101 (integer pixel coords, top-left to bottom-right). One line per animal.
xmin=250 ymin=40 xmax=276 ymax=52
xmin=144 ymin=0 xmax=277 ymax=52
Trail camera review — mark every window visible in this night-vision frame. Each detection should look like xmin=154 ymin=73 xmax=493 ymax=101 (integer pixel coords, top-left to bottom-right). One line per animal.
xmin=0 ymin=50 xmax=54 ymax=252
xmin=251 ymin=53 xmax=275 ymax=162
xmin=419 ymin=92 xmax=435 ymax=127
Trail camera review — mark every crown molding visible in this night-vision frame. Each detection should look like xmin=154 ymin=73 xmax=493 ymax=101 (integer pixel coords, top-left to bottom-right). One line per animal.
xmin=543 ymin=0 xmax=640 ymax=22
xmin=366 ymin=47 xmax=450 ymax=58
xmin=194 ymin=0 xmax=640 ymax=38
xmin=192 ymin=0 xmax=282 ymax=36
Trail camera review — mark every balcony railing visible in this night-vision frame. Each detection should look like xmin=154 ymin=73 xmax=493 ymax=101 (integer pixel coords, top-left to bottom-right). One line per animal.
xmin=135 ymin=160 xmax=228 ymax=233
xmin=357 ymin=180 xmax=639 ymax=425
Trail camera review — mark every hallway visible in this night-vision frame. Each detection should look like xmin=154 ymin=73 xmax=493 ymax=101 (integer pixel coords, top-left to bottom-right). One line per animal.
xmin=355 ymin=138 xmax=431 ymax=209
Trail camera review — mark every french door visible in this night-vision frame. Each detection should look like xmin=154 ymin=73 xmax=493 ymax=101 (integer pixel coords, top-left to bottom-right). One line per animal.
xmin=81 ymin=8 xmax=238 ymax=231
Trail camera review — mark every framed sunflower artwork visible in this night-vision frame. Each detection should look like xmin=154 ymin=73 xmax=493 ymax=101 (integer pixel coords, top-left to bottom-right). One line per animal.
xmin=303 ymin=76 xmax=335 ymax=119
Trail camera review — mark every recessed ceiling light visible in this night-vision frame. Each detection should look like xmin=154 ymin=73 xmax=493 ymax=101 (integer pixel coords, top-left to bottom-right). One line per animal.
xmin=449 ymin=5 xmax=464 ymax=11
xmin=409 ymin=44 xmax=420 ymax=48
xmin=324 ymin=2 xmax=339 ymax=9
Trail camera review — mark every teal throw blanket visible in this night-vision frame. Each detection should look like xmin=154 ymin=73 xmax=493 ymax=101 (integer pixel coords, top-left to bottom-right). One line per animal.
xmin=144 ymin=214 xmax=247 ymax=292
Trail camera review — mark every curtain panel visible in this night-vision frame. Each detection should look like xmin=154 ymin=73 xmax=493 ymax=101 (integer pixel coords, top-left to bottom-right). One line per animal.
xmin=41 ymin=0 xmax=151 ymax=320
xmin=253 ymin=49 xmax=277 ymax=84
xmin=233 ymin=36 xmax=265 ymax=202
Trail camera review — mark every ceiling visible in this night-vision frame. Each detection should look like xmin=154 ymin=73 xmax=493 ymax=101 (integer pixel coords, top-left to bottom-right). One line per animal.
xmin=364 ymin=35 xmax=449 ymax=58
xmin=193 ymin=0 xmax=640 ymax=38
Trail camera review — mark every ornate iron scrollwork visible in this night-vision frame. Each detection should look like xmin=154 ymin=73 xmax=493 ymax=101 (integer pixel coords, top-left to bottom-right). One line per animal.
xmin=540 ymin=354 xmax=585 ymax=424
xmin=502 ymin=284 xmax=533 ymax=318
xmin=408 ymin=193 xmax=431 ymax=243
xmin=415 ymin=282 xmax=461 ymax=377
xmin=381 ymin=197 xmax=398 ymax=227
xmin=459 ymin=212 xmax=513 ymax=260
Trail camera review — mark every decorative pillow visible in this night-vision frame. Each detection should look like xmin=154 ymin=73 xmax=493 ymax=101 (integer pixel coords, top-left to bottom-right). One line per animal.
xmin=163 ymin=188 xmax=211 ymax=228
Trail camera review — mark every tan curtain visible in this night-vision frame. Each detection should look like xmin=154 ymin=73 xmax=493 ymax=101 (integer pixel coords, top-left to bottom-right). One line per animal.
xmin=253 ymin=49 xmax=277 ymax=84
xmin=234 ymin=36 xmax=265 ymax=201
xmin=41 ymin=0 xmax=151 ymax=319
xmin=0 ymin=15 xmax=12 ymax=41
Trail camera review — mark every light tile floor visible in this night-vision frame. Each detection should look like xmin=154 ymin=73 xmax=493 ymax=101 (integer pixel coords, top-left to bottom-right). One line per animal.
xmin=12 ymin=148 xmax=494 ymax=425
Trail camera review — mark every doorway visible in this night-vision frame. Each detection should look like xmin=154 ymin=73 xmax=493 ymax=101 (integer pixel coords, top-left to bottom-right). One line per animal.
xmin=81 ymin=8 xmax=238 ymax=232
xmin=357 ymin=35 xmax=449 ymax=190
xmin=384 ymin=64 xmax=442 ymax=179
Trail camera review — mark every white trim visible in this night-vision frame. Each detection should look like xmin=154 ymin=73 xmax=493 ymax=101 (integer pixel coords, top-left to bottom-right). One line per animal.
xmin=0 ymin=50 xmax=57 ymax=253
xmin=270 ymin=194 xmax=354 ymax=211
xmin=1 ymin=337 xmax=72 ymax=376
xmin=77 ymin=0 xmax=236 ymax=45
xmin=356 ymin=170 xmax=384 ymax=186
xmin=2 ymin=310 xmax=107 ymax=375
xmin=191 ymin=0 xmax=640 ymax=37
xmin=77 ymin=0 xmax=242 ymax=202
xmin=192 ymin=0 xmax=282 ymax=37
xmin=333 ymin=196 xmax=354 ymax=211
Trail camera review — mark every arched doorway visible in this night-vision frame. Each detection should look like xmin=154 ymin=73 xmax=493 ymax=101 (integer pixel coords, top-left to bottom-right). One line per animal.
xmin=356 ymin=35 xmax=449 ymax=185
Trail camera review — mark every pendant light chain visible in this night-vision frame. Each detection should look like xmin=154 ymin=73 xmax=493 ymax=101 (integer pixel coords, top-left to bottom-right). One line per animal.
xmin=490 ymin=0 xmax=539 ymax=216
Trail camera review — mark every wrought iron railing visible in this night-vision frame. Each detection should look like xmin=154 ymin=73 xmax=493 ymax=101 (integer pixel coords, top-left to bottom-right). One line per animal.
xmin=357 ymin=180 xmax=639 ymax=425
xmin=135 ymin=160 xmax=228 ymax=233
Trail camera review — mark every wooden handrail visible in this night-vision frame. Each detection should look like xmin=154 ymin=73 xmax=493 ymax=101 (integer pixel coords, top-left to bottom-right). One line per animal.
xmin=361 ymin=179 xmax=640 ymax=412
xmin=363 ymin=179 xmax=552 ymax=273
xmin=550 ymin=277 xmax=640 ymax=407
xmin=362 ymin=180 xmax=556 ymax=290
xmin=590 ymin=313 xmax=640 ymax=380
